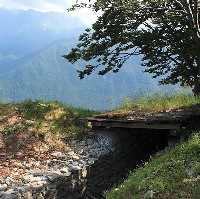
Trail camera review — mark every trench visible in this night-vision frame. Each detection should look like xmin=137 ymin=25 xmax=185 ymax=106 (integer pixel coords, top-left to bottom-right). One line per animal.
xmin=1 ymin=128 xmax=180 ymax=199
xmin=101 ymin=128 xmax=169 ymax=169
xmin=52 ymin=127 xmax=172 ymax=199
xmin=85 ymin=127 xmax=170 ymax=198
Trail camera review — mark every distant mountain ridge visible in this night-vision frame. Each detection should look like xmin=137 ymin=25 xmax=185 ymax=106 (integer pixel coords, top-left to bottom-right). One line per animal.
xmin=0 ymin=8 xmax=86 ymax=57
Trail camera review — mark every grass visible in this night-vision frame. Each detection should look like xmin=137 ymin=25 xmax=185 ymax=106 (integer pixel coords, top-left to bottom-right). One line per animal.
xmin=119 ymin=90 xmax=200 ymax=113
xmin=106 ymin=132 xmax=200 ymax=199
xmin=19 ymin=100 xmax=99 ymax=139
xmin=0 ymin=100 xmax=99 ymax=147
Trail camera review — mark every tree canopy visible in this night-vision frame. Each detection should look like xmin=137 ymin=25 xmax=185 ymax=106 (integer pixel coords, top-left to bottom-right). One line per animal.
xmin=63 ymin=0 xmax=200 ymax=94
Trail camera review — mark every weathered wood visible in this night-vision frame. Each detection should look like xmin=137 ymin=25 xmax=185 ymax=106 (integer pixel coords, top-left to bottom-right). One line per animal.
xmin=90 ymin=121 xmax=180 ymax=129
xmin=86 ymin=105 xmax=200 ymax=130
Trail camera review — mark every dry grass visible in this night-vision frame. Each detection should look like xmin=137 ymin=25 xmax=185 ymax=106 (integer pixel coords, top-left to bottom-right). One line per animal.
xmin=119 ymin=92 xmax=200 ymax=113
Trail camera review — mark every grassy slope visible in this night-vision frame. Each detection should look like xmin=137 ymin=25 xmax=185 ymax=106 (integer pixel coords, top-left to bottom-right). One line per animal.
xmin=106 ymin=132 xmax=200 ymax=199
xmin=119 ymin=91 xmax=200 ymax=113
xmin=0 ymin=100 xmax=98 ymax=151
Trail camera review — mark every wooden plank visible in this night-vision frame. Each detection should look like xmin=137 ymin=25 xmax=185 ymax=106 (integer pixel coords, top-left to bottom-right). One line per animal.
xmin=91 ymin=121 xmax=180 ymax=130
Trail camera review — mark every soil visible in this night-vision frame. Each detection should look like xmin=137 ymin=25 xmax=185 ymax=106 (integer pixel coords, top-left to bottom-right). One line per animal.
xmin=0 ymin=104 xmax=69 ymax=178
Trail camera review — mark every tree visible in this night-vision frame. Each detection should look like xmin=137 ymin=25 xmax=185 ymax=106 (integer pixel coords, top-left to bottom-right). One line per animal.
xmin=63 ymin=0 xmax=200 ymax=95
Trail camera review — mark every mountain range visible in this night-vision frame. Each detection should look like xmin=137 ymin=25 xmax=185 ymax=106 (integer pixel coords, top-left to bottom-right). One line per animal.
xmin=0 ymin=8 xmax=85 ymax=58
xmin=0 ymin=8 xmax=167 ymax=110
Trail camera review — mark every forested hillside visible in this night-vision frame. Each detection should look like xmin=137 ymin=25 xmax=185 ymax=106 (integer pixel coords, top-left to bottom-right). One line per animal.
xmin=0 ymin=39 xmax=162 ymax=110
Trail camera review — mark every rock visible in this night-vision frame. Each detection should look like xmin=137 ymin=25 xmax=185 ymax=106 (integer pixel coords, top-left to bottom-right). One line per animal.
xmin=88 ymin=132 xmax=95 ymax=137
xmin=71 ymin=140 xmax=77 ymax=146
xmin=88 ymin=158 xmax=97 ymax=165
xmin=71 ymin=166 xmax=82 ymax=171
xmin=187 ymin=163 xmax=195 ymax=168
xmin=0 ymin=189 xmax=18 ymax=198
xmin=16 ymin=186 xmax=26 ymax=193
xmin=45 ymin=173 xmax=60 ymax=182
xmin=78 ymin=160 xmax=87 ymax=165
xmin=80 ymin=141 xmax=86 ymax=146
xmin=0 ymin=184 xmax=8 ymax=191
xmin=67 ymin=159 xmax=74 ymax=164
xmin=188 ymin=172 xmax=196 ymax=177
xmin=5 ymin=177 xmax=15 ymax=186
xmin=68 ymin=151 xmax=75 ymax=156
xmin=32 ymin=172 xmax=43 ymax=177
xmin=155 ymin=150 xmax=165 ymax=157
xmin=62 ymin=172 xmax=72 ymax=177
xmin=51 ymin=151 xmax=61 ymax=157
xmin=22 ymin=175 xmax=34 ymax=183
xmin=38 ymin=165 xmax=49 ymax=170
xmin=25 ymin=120 xmax=35 ymax=125
xmin=87 ymin=139 xmax=95 ymax=145
xmin=73 ymin=155 xmax=80 ymax=160
xmin=81 ymin=168 xmax=87 ymax=178
xmin=60 ymin=168 xmax=69 ymax=173
xmin=144 ymin=190 xmax=154 ymax=198
xmin=30 ymin=181 xmax=46 ymax=190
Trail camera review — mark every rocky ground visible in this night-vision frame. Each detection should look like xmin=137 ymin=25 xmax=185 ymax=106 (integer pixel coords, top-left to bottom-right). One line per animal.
xmin=0 ymin=103 xmax=109 ymax=198
xmin=0 ymin=130 xmax=110 ymax=198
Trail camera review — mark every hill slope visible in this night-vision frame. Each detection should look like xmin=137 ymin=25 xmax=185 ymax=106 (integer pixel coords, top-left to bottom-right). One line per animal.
xmin=106 ymin=132 xmax=200 ymax=199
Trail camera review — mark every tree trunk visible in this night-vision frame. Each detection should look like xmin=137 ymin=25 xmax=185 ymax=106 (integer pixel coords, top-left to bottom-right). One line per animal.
xmin=193 ymin=53 xmax=200 ymax=96
xmin=194 ymin=81 xmax=200 ymax=95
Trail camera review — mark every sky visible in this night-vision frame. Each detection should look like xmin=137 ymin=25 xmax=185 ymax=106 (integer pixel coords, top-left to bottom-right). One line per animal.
xmin=0 ymin=0 xmax=98 ymax=26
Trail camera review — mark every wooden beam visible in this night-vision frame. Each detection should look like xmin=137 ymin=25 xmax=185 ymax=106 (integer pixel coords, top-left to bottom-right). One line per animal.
xmin=91 ymin=121 xmax=180 ymax=130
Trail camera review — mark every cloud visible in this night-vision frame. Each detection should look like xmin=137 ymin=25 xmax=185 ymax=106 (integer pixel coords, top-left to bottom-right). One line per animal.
xmin=0 ymin=0 xmax=70 ymax=13
xmin=0 ymin=0 xmax=98 ymax=25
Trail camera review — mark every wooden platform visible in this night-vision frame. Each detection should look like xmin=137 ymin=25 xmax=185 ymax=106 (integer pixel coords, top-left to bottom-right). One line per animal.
xmin=86 ymin=105 xmax=200 ymax=130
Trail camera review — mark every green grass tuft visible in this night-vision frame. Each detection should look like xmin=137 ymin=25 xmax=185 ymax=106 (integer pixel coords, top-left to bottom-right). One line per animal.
xmin=120 ymin=90 xmax=200 ymax=112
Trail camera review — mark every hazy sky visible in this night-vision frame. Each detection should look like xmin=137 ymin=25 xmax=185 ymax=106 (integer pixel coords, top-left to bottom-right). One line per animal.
xmin=0 ymin=0 xmax=98 ymax=26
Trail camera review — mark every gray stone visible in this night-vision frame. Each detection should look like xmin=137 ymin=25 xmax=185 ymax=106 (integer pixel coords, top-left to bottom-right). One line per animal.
xmin=155 ymin=150 xmax=165 ymax=157
xmin=188 ymin=172 xmax=196 ymax=177
xmin=87 ymin=139 xmax=95 ymax=145
xmin=71 ymin=166 xmax=82 ymax=174
xmin=144 ymin=190 xmax=154 ymax=198
xmin=46 ymin=173 xmax=60 ymax=182
xmin=30 ymin=182 xmax=46 ymax=190
xmin=187 ymin=163 xmax=195 ymax=168
xmin=68 ymin=151 xmax=75 ymax=156
xmin=97 ymin=130 xmax=121 ymax=152
xmin=73 ymin=155 xmax=80 ymax=160
xmin=0 ymin=184 xmax=7 ymax=191
xmin=88 ymin=132 xmax=95 ymax=137
xmin=71 ymin=140 xmax=77 ymax=146
xmin=80 ymin=141 xmax=86 ymax=146
xmin=60 ymin=168 xmax=70 ymax=174
xmin=62 ymin=172 xmax=72 ymax=177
